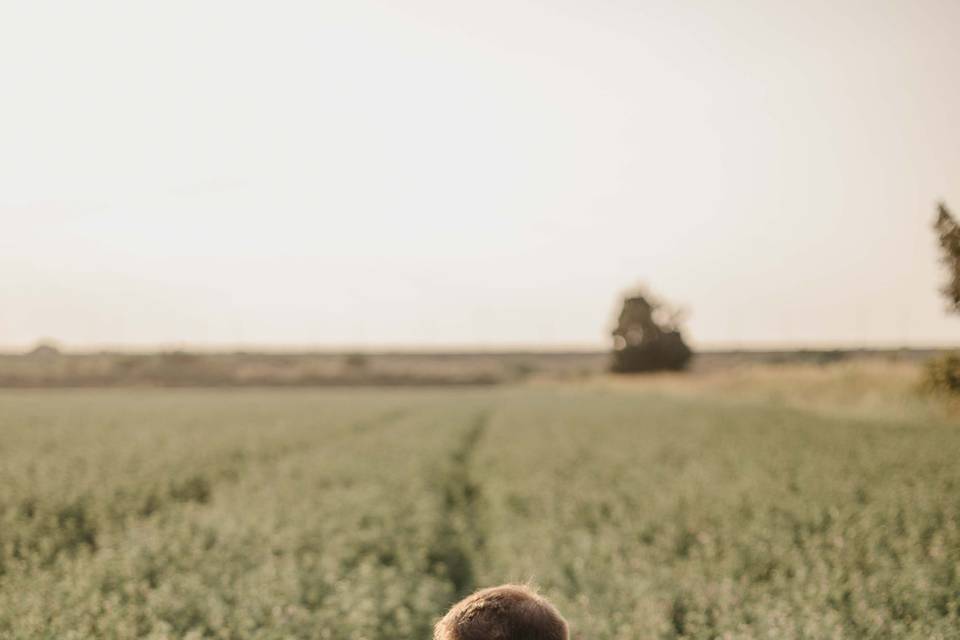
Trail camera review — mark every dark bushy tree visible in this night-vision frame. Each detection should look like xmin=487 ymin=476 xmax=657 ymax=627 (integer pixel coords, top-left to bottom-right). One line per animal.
xmin=610 ymin=290 xmax=692 ymax=373
xmin=925 ymin=201 xmax=960 ymax=394
xmin=934 ymin=202 xmax=960 ymax=313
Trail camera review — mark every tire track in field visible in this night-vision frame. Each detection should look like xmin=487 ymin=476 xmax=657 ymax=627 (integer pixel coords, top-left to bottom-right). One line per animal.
xmin=27 ymin=409 xmax=413 ymax=567
xmin=429 ymin=409 xmax=491 ymax=598
xmin=173 ymin=408 xmax=410 ymax=496
xmin=174 ymin=407 xmax=411 ymax=505
xmin=349 ymin=409 xmax=409 ymax=437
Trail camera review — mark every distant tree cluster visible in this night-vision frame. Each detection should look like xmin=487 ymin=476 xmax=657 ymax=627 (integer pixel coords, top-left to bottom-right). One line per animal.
xmin=610 ymin=289 xmax=692 ymax=373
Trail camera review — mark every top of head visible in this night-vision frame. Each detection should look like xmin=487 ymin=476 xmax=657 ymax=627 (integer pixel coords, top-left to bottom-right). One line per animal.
xmin=434 ymin=584 xmax=569 ymax=640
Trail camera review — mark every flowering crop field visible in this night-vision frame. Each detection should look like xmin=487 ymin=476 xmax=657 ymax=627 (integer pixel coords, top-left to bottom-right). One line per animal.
xmin=1 ymin=387 xmax=958 ymax=639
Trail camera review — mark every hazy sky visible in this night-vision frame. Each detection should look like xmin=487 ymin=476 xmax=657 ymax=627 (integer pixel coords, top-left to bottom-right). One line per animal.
xmin=3 ymin=0 xmax=959 ymax=349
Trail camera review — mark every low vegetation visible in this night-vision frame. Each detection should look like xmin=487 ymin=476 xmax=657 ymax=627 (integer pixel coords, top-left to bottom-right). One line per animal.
xmin=598 ymin=359 xmax=944 ymax=422
xmin=923 ymin=352 xmax=960 ymax=397
xmin=1 ymin=377 xmax=958 ymax=638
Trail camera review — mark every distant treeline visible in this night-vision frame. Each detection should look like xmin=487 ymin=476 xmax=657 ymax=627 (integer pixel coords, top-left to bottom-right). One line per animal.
xmin=0 ymin=348 xmax=946 ymax=388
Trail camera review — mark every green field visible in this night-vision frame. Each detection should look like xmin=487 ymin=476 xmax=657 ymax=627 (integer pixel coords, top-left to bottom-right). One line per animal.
xmin=1 ymin=386 xmax=958 ymax=639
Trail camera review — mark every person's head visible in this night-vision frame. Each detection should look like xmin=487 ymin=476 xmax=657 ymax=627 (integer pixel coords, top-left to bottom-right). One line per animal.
xmin=434 ymin=584 xmax=569 ymax=640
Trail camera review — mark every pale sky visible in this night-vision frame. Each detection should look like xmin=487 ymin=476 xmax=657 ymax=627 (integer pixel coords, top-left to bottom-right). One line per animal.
xmin=2 ymin=0 xmax=959 ymax=350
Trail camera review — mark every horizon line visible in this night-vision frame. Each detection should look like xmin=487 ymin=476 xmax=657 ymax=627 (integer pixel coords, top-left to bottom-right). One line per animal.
xmin=3 ymin=339 xmax=958 ymax=355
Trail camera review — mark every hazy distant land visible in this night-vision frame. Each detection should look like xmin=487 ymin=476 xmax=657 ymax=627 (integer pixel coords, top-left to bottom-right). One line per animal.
xmin=0 ymin=346 xmax=947 ymax=387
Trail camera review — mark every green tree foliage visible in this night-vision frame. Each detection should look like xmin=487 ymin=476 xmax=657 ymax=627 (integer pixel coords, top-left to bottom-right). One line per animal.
xmin=933 ymin=202 xmax=960 ymax=313
xmin=926 ymin=203 xmax=960 ymax=394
